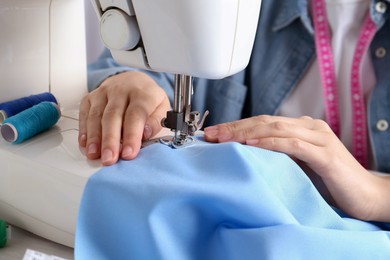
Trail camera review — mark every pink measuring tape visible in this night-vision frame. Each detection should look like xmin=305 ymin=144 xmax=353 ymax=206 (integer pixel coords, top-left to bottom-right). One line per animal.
xmin=312 ymin=0 xmax=376 ymax=168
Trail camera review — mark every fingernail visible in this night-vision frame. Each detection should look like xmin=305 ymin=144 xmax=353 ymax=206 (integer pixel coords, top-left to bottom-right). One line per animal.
xmin=122 ymin=145 xmax=133 ymax=159
xmin=143 ymin=125 xmax=152 ymax=140
xmin=101 ymin=149 xmax=114 ymax=164
xmin=246 ymin=139 xmax=259 ymax=145
xmin=79 ymin=134 xmax=87 ymax=143
xmin=87 ymin=143 xmax=98 ymax=155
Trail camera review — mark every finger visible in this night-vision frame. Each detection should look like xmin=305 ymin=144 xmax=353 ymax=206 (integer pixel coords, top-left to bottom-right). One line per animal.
xmin=99 ymin=96 xmax=129 ymax=165
xmin=85 ymin=93 xmax=108 ymax=160
xmin=246 ymin=137 xmax=329 ymax=169
xmin=204 ymin=116 xmax=267 ymax=142
xmin=249 ymin=120 xmax=331 ymax=146
xmin=205 ymin=115 xmax=330 ymax=144
xmin=204 ymin=115 xmax=282 ymax=143
xmin=78 ymin=95 xmax=90 ymax=147
xmin=120 ymin=100 xmax=154 ymax=160
xmin=143 ymin=99 xmax=170 ymax=140
xmin=223 ymin=115 xmax=320 ymax=133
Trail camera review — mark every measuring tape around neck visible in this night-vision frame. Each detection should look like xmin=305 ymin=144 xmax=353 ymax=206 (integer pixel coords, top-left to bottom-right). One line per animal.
xmin=312 ymin=0 xmax=376 ymax=168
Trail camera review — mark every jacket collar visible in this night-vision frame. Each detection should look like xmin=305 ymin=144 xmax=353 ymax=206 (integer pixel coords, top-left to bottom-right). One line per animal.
xmin=272 ymin=0 xmax=313 ymax=34
xmin=272 ymin=0 xmax=390 ymax=34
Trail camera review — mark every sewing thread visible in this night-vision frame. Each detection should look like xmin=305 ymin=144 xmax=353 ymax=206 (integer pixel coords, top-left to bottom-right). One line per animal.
xmin=0 ymin=92 xmax=57 ymax=123
xmin=0 ymin=102 xmax=61 ymax=144
xmin=0 ymin=220 xmax=6 ymax=248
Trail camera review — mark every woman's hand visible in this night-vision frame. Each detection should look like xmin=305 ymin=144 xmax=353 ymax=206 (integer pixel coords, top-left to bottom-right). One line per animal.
xmin=204 ymin=115 xmax=390 ymax=222
xmin=78 ymin=71 xmax=170 ymax=166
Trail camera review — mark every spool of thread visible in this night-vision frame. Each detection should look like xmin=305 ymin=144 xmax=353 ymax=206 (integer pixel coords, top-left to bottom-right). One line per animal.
xmin=0 ymin=220 xmax=7 ymax=248
xmin=0 ymin=102 xmax=61 ymax=144
xmin=0 ymin=92 xmax=58 ymax=123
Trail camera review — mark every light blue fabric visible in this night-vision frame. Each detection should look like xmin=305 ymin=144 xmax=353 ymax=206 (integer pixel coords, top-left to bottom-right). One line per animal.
xmin=75 ymin=137 xmax=390 ymax=260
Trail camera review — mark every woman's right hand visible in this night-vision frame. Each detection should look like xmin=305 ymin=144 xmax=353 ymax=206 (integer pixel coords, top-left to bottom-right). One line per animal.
xmin=78 ymin=71 xmax=170 ymax=166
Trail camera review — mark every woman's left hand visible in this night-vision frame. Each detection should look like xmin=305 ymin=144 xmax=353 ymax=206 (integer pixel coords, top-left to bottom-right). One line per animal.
xmin=204 ymin=115 xmax=390 ymax=222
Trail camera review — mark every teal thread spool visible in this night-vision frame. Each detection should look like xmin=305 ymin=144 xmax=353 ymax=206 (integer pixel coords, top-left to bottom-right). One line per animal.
xmin=0 ymin=102 xmax=61 ymax=144
xmin=0 ymin=220 xmax=6 ymax=248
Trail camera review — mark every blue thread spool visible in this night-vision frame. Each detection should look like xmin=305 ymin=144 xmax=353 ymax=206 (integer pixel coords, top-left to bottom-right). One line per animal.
xmin=0 ymin=102 xmax=61 ymax=144
xmin=0 ymin=92 xmax=58 ymax=123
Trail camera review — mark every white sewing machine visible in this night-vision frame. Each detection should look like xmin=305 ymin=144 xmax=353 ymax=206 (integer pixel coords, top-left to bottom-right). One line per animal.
xmin=0 ymin=0 xmax=101 ymax=248
xmin=92 ymin=0 xmax=262 ymax=146
xmin=0 ymin=0 xmax=261 ymax=251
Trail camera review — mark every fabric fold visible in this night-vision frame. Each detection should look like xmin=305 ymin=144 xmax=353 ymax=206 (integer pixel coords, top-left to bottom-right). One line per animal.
xmin=75 ymin=138 xmax=390 ymax=260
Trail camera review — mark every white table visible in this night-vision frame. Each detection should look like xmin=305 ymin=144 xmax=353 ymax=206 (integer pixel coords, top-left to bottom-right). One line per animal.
xmin=0 ymin=226 xmax=73 ymax=260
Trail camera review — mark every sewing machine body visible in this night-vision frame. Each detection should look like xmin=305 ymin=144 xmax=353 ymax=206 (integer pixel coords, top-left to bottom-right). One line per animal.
xmin=0 ymin=0 xmax=100 ymax=247
xmin=93 ymin=0 xmax=261 ymax=79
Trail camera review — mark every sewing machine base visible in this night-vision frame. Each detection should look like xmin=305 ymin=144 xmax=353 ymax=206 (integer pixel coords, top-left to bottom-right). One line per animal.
xmin=0 ymin=112 xmax=100 ymax=247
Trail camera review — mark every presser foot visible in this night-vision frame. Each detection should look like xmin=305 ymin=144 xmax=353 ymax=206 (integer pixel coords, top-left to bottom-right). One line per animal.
xmin=140 ymin=135 xmax=197 ymax=149
xmin=159 ymin=135 xmax=196 ymax=149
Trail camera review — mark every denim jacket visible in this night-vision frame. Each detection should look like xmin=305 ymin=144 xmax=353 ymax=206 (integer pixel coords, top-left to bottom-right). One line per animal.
xmin=88 ymin=0 xmax=390 ymax=172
